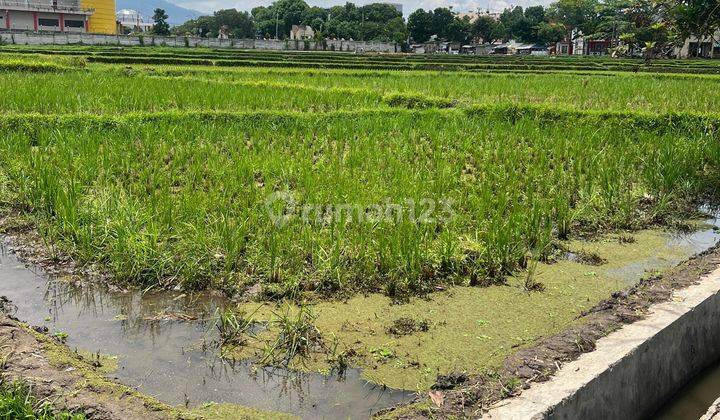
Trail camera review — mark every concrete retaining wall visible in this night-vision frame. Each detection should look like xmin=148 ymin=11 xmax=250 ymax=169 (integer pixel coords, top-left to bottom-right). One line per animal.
xmin=0 ymin=32 xmax=399 ymax=53
xmin=485 ymin=265 xmax=720 ymax=420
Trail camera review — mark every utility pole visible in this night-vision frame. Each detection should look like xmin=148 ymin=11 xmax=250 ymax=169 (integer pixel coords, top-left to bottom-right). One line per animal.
xmin=275 ymin=10 xmax=279 ymax=40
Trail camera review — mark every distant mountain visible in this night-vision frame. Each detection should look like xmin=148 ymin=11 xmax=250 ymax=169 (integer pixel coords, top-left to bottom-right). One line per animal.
xmin=116 ymin=0 xmax=204 ymax=25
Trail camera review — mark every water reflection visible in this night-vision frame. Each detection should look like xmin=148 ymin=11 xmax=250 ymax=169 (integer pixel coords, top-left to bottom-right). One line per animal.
xmin=0 ymin=250 xmax=413 ymax=419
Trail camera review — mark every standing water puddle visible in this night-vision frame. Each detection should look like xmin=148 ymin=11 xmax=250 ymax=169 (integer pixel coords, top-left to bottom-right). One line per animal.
xmin=0 ymin=248 xmax=413 ymax=419
xmin=606 ymin=216 xmax=720 ymax=284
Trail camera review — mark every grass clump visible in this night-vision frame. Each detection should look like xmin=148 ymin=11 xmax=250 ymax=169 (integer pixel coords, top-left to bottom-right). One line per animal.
xmin=215 ymin=307 xmax=258 ymax=346
xmin=0 ymin=380 xmax=85 ymax=419
xmin=259 ymin=304 xmax=324 ymax=367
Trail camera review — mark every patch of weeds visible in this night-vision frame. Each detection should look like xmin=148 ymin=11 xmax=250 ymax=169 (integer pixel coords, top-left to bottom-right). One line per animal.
xmin=326 ymin=337 xmax=355 ymax=374
xmin=215 ymin=307 xmax=259 ymax=346
xmin=53 ymin=331 xmax=69 ymax=343
xmin=0 ymin=380 xmax=85 ymax=419
xmin=0 ymin=338 xmax=12 ymax=370
xmin=501 ymin=377 xmax=521 ymax=398
xmin=259 ymin=304 xmax=324 ymax=367
xmin=617 ymin=234 xmax=637 ymax=244
xmin=571 ymin=250 xmax=608 ymax=266
xmin=539 ymin=242 xmax=569 ymax=264
xmin=370 ymin=346 xmax=395 ymax=362
xmin=76 ymin=351 xmax=119 ymax=375
xmin=386 ymin=317 xmax=430 ymax=337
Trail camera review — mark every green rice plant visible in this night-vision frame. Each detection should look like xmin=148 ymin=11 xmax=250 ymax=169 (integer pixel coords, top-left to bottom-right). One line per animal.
xmin=0 ymin=110 xmax=716 ymax=298
xmin=0 ymin=72 xmax=385 ymax=114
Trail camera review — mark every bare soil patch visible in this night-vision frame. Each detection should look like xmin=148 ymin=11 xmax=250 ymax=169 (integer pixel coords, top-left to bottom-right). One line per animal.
xmin=0 ymin=305 xmax=171 ymax=419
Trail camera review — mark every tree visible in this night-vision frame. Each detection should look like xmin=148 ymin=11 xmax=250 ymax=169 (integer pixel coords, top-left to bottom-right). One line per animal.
xmin=547 ymin=0 xmax=599 ymax=39
xmin=610 ymin=0 xmax=676 ymax=58
xmin=525 ymin=5 xmax=546 ymax=24
xmin=359 ymin=3 xmax=403 ymax=41
xmin=385 ymin=16 xmax=409 ymax=44
xmin=447 ymin=16 xmax=472 ymax=43
xmin=408 ymin=9 xmax=433 ymax=42
xmin=472 ymin=15 xmax=499 ymax=43
xmin=152 ymin=8 xmax=170 ymax=36
xmin=251 ymin=0 xmax=310 ymax=40
xmin=537 ymin=21 xmax=568 ymax=44
xmin=672 ymin=0 xmax=720 ymax=46
xmin=491 ymin=21 xmax=508 ymax=42
xmin=432 ymin=8 xmax=455 ymax=39
xmin=591 ymin=0 xmax=634 ymax=47
xmin=499 ymin=6 xmax=534 ymax=41
xmin=171 ymin=10 xmax=254 ymax=38
xmin=214 ymin=9 xmax=255 ymax=38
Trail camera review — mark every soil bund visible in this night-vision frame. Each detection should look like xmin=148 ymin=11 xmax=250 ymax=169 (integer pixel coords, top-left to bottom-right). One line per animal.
xmin=0 ymin=247 xmax=412 ymax=419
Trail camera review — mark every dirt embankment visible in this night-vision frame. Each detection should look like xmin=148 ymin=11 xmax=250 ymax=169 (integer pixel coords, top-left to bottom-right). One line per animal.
xmin=0 ymin=301 xmax=172 ymax=420
xmin=384 ymin=246 xmax=720 ymax=419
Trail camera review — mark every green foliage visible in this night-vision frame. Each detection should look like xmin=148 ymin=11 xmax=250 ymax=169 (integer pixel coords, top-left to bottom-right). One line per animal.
xmin=260 ymin=304 xmax=323 ymax=366
xmin=0 ymin=51 xmax=719 ymax=300
xmin=472 ymin=15 xmax=500 ymax=43
xmin=173 ymin=9 xmax=255 ymax=39
xmin=151 ymin=8 xmax=171 ymax=36
xmin=0 ymin=106 xmax=717 ymax=295
xmin=0 ymin=380 xmax=85 ymax=419
xmin=215 ymin=307 xmax=258 ymax=345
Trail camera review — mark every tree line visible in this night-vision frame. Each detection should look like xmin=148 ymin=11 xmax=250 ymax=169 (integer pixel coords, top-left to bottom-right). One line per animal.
xmin=157 ymin=0 xmax=718 ymax=55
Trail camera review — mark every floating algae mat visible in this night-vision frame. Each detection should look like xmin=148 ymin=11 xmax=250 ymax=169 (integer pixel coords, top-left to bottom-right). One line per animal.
xmin=230 ymin=218 xmax=720 ymax=391
xmin=0 ymin=218 xmax=718 ymax=418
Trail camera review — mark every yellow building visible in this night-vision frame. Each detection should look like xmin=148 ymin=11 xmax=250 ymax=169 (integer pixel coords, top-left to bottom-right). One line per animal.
xmin=81 ymin=0 xmax=117 ymax=34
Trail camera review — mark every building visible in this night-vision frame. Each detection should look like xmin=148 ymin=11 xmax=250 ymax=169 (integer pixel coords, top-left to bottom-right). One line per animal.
xmin=0 ymin=0 xmax=115 ymax=34
xmin=677 ymin=31 xmax=720 ymax=58
xmin=516 ymin=43 xmax=549 ymax=55
xmin=117 ymin=8 xmax=152 ymax=33
xmin=0 ymin=0 xmax=92 ymax=32
xmin=81 ymin=0 xmax=115 ymax=34
xmin=584 ymin=39 xmax=610 ymax=56
xmin=290 ymin=25 xmax=314 ymax=41
xmin=460 ymin=43 xmax=494 ymax=55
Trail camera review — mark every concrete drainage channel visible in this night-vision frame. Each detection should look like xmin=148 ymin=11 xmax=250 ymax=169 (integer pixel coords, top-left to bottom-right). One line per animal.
xmin=484 ymin=265 xmax=720 ymax=420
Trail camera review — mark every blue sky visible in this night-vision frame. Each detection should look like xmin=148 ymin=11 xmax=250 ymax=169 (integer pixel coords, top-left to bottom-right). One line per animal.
xmin=173 ymin=0 xmax=553 ymax=16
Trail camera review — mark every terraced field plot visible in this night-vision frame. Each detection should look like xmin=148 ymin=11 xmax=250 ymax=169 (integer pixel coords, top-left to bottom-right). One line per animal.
xmin=0 ymin=48 xmax=718 ymax=418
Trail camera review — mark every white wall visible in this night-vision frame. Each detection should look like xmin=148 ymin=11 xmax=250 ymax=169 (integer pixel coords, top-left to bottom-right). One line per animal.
xmin=0 ymin=32 xmax=399 ymax=53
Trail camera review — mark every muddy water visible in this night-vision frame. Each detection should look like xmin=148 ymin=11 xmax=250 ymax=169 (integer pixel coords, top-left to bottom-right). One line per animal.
xmin=0 ymin=250 xmax=413 ymax=419
xmin=607 ymin=218 xmax=720 ymax=284
xmin=653 ymin=359 xmax=720 ymax=419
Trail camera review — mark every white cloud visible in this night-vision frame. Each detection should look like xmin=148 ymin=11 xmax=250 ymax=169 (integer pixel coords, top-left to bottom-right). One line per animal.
xmin=174 ymin=0 xmax=550 ymax=15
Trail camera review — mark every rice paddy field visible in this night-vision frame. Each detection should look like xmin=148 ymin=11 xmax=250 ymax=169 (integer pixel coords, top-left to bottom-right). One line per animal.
xmin=0 ymin=46 xmax=719 ymax=417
